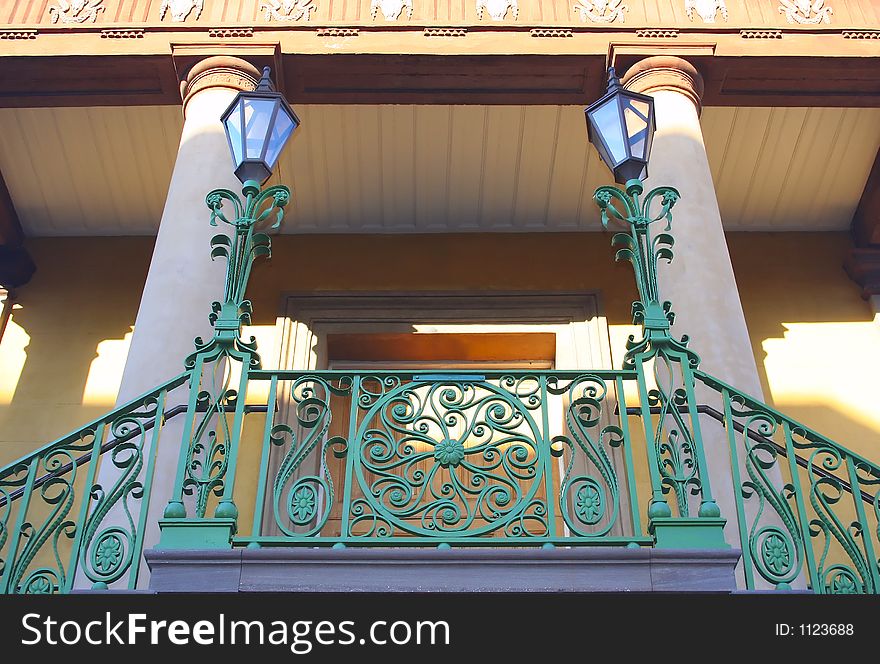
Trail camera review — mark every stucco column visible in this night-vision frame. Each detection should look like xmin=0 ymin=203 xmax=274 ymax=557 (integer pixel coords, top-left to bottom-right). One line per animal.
xmin=622 ymin=58 xmax=767 ymax=559
xmin=82 ymin=58 xmax=260 ymax=589
xmin=622 ymin=57 xmax=763 ymax=398
xmin=117 ymin=57 xmax=260 ymax=403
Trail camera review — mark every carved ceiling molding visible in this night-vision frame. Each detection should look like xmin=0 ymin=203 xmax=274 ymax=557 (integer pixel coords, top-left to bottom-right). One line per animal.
xmin=476 ymin=0 xmax=518 ymax=21
xmin=530 ymin=28 xmax=573 ymax=37
xmin=317 ymin=27 xmax=359 ymax=36
xmin=778 ymin=0 xmax=832 ymax=24
xmin=370 ymin=0 xmax=413 ymax=20
xmin=636 ymin=28 xmax=678 ymax=38
xmin=424 ymin=27 xmax=468 ymax=36
xmin=261 ymin=0 xmax=316 ymax=21
xmin=0 ymin=29 xmax=38 ymax=40
xmin=48 ymin=0 xmax=105 ymax=24
xmin=101 ymin=28 xmax=146 ymax=38
xmin=573 ymin=0 xmax=627 ymax=23
xmin=208 ymin=27 xmax=254 ymax=37
xmin=740 ymin=29 xmax=782 ymax=38
xmin=160 ymin=0 xmax=205 ymax=22
xmin=685 ymin=0 xmax=727 ymax=24
xmin=0 ymin=0 xmax=873 ymax=31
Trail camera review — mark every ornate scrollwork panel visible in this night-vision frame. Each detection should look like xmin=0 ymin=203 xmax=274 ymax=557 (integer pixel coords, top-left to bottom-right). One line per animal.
xmin=792 ymin=435 xmax=875 ymax=594
xmin=547 ymin=375 xmax=623 ymax=537
xmin=3 ymin=434 xmax=94 ymax=594
xmin=347 ymin=378 xmax=548 ymax=538
xmin=726 ymin=397 xmax=805 ymax=588
xmin=80 ymin=397 xmax=164 ymax=589
xmin=348 ymin=379 xmax=545 ymax=537
xmin=270 ymin=376 xmax=352 ymax=536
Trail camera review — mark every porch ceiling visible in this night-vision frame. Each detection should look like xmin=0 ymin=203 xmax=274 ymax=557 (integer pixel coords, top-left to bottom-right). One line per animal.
xmin=1 ymin=104 xmax=878 ymax=237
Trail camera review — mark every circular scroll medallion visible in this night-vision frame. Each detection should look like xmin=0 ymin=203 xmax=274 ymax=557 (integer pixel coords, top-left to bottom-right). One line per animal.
xmin=351 ymin=380 xmax=545 ymax=537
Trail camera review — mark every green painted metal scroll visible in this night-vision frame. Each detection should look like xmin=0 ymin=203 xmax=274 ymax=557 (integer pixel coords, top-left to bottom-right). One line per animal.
xmin=163 ymin=180 xmax=290 ymax=525
xmin=243 ymin=369 xmax=645 ymax=547
xmin=0 ymin=374 xmax=188 ymax=593
xmin=697 ymin=371 xmax=880 ymax=593
xmin=594 ymin=179 xmax=720 ymax=524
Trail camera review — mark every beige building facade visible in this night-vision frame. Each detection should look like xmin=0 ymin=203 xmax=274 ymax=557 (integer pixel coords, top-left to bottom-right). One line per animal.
xmin=0 ymin=0 xmax=879 ymax=594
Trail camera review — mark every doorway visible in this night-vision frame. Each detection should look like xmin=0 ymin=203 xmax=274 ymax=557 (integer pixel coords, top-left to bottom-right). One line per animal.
xmin=260 ymin=291 xmax=631 ymax=541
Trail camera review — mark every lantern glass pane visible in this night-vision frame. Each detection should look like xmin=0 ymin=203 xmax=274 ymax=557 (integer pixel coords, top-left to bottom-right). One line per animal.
xmin=224 ymin=100 xmax=244 ymax=166
xmin=242 ymin=97 xmax=278 ymax=159
xmin=590 ymin=97 xmax=627 ymax=166
xmin=263 ymin=107 xmax=297 ymax=169
xmin=623 ymin=98 xmax=650 ymax=161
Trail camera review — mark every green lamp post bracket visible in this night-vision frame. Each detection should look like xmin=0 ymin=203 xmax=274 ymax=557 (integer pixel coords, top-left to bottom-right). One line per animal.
xmin=161 ymin=179 xmax=291 ymax=535
xmin=595 ymin=178 xmax=722 ymax=534
xmin=593 ymin=178 xmax=699 ymax=371
xmin=184 ymin=179 xmax=291 ymax=372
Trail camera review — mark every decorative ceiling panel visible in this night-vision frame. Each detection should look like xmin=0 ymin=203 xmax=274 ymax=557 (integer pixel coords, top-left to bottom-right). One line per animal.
xmin=0 ymin=105 xmax=182 ymax=236
xmin=1 ymin=104 xmax=878 ymax=236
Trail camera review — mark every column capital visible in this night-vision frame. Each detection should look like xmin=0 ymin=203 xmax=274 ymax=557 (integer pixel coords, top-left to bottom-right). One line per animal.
xmin=180 ymin=56 xmax=261 ymax=117
xmin=621 ymin=56 xmax=705 ymax=115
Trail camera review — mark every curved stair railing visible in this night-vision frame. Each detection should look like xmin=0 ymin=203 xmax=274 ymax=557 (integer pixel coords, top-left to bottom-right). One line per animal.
xmin=694 ymin=372 xmax=880 ymax=594
xmin=0 ymin=373 xmax=188 ymax=594
xmin=1 ymin=178 xmax=878 ymax=593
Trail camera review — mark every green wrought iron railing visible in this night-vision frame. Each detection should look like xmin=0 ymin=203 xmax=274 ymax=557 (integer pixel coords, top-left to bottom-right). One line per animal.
xmin=0 ymin=373 xmax=189 ymax=594
xmin=220 ymin=369 xmax=650 ymax=548
xmin=694 ymin=372 xmax=880 ymax=594
xmin=1 ymin=177 xmax=878 ymax=593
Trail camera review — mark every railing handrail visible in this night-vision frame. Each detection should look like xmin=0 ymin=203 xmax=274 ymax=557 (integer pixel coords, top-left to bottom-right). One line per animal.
xmin=694 ymin=369 xmax=880 ymax=475
xmin=5 ymin=367 xmax=874 ymax=495
xmin=0 ymin=401 xmax=271 ymax=508
xmin=4 ymin=367 xmax=876 ymax=495
xmin=0 ymin=372 xmax=190 ymax=483
xmin=249 ymin=368 xmax=640 ymax=379
xmin=622 ymin=403 xmax=877 ymax=506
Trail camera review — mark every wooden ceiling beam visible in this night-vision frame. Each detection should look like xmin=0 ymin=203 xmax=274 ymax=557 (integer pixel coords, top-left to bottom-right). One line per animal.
xmin=1 ymin=53 xmax=879 ymax=108
xmin=852 ymin=148 xmax=880 ymax=248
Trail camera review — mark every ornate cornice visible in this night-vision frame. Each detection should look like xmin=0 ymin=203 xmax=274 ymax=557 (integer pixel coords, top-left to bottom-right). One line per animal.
xmin=0 ymin=29 xmax=37 ymax=40
xmin=740 ymin=29 xmax=782 ymax=39
xmin=621 ymin=55 xmax=704 ymax=113
xmin=0 ymin=0 xmax=872 ymax=29
xmin=101 ymin=28 xmax=145 ymax=38
xmin=424 ymin=27 xmax=467 ymax=36
xmin=530 ymin=28 xmax=572 ymax=37
xmin=181 ymin=56 xmax=261 ymax=115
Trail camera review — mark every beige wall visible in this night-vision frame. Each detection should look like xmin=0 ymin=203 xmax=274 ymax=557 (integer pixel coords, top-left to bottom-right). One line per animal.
xmin=0 ymin=238 xmax=151 ymax=464
xmin=729 ymin=232 xmax=880 ymax=454
xmin=1 ymin=231 xmax=877 ymax=468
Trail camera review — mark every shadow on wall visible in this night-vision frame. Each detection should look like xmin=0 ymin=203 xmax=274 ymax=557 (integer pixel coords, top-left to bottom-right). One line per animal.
xmin=728 ymin=232 xmax=880 ymax=458
xmin=0 ymin=238 xmax=152 ymax=465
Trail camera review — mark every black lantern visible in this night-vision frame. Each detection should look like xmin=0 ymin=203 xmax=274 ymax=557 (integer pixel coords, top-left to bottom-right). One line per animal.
xmin=221 ymin=66 xmax=300 ymax=185
xmin=585 ymin=67 xmax=655 ymax=184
